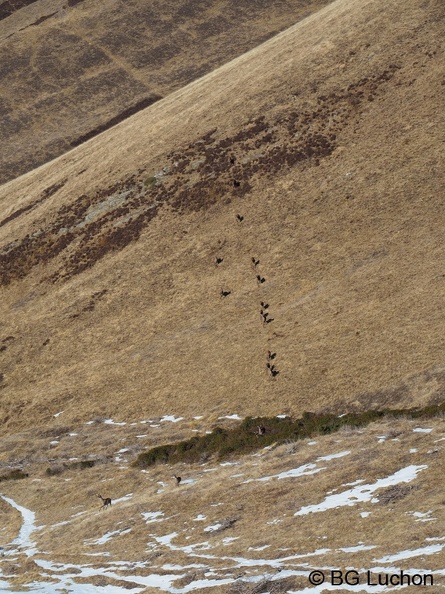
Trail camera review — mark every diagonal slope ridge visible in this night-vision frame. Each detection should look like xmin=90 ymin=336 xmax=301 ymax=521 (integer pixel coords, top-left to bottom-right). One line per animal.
xmin=0 ymin=0 xmax=336 ymax=184
xmin=0 ymin=0 xmax=444 ymax=430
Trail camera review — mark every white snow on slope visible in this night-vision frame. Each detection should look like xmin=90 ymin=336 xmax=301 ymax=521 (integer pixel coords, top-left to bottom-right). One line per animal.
xmin=1 ymin=495 xmax=38 ymax=557
xmin=295 ymin=465 xmax=427 ymax=515
xmin=375 ymin=544 xmax=445 ymax=563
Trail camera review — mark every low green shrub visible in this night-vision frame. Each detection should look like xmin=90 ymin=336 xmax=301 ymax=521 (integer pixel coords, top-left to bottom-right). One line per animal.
xmin=46 ymin=465 xmax=64 ymax=476
xmin=144 ymin=175 xmax=157 ymax=187
xmin=133 ymin=401 xmax=445 ymax=469
xmin=78 ymin=460 xmax=95 ymax=469
xmin=46 ymin=459 xmax=96 ymax=476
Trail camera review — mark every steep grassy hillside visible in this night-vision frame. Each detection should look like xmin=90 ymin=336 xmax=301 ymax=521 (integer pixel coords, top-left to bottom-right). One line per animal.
xmin=1 ymin=0 xmax=445 ymax=590
xmin=0 ymin=0 xmax=333 ymax=184
xmin=1 ymin=0 xmax=444 ymax=436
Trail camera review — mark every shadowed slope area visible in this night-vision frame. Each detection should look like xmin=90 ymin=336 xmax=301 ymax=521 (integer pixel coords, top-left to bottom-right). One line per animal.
xmin=0 ymin=0 xmax=333 ymax=184
xmin=0 ymin=0 xmax=445 ymax=437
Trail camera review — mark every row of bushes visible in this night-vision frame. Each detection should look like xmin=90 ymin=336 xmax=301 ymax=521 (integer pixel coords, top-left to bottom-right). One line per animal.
xmin=2 ymin=459 xmax=102 ymax=480
xmin=46 ymin=459 xmax=96 ymax=476
xmin=0 ymin=469 xmax=29 ymax=482
xmin=133 ymin=403 xmax=445 ymax=468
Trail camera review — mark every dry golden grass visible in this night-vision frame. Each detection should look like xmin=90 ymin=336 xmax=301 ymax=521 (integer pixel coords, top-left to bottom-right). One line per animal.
xmin=1 ymin=0 xmax=445 ymax=433
xmin=1 ymin=0 xmax=445 ymax=589
xmin=0 ymin=0 xmax=333 ymax=183
xmin=2 ymin=417 xmax=445 ymax=591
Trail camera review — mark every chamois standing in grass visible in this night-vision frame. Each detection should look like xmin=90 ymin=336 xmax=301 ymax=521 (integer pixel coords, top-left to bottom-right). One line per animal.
xmin=173 ymin=475 xmax=182 ymax=486
xmin=267 ymin=350 xmax=277 ymax=360
xmin=236 ymin=214 xmax=244 ymax=223
xmin=261 ymin=311 xmax=274 ymax=325
xmin=266 ymin=362 xmax=279 ymax=378
xmin=251 ymin=257 xmax=260 ymax=268
xmin=97 ymin=494 xmax=112 ymax=510
xmin=220 ymin=288 xmax=231 ymax=298
xmin=215 ymin=256 xmax=224 ymax=266
xmin=256 ymin=275 xmax=266 ymax=285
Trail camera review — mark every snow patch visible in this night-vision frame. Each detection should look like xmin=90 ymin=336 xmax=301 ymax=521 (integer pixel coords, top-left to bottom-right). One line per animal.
xmin=103 ymin=419 xmax=127 ymax=426
xmin=295 ymin=465 xmax=427 ymax=515
xmin=142 ymin=511 xmax=164 ymax=524
xmin=244 ymin=463 xmax=324 ymax=483
xmin=375 ymin=544 xmax=445 ymax=563
xmin=1 ymin=495 xmax=38 ymax=557
xmin=160 ymin=415 xmax=184 ymax=423
xmin=316 ymin=450 xmax=350 ymax=462
xmin=87 ymin=528 xmax=132 ymax=545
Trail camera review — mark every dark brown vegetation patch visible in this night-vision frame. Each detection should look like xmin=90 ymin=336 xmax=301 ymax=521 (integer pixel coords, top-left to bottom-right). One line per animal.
xmin=46 ymin=459 xmax=97 ymax=476
xmin=0 ymin=0 xmax=39 ymax=21
xmin=0 ymin=468 xmax=29 ymax=482
xmin=229 ymin=575 xmax=303 ymax=594
xmin=377 ymin=484 xmax=418 ymax=505
xmin=0 ymin=64 xmax=401 ymax=285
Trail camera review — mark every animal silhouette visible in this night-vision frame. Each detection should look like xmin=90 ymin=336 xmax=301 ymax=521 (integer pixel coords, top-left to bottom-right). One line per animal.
xmin=266 ymin=362 xmax=279 ymax=378
xmin=97 ymin=494 xmax=112 ymax=510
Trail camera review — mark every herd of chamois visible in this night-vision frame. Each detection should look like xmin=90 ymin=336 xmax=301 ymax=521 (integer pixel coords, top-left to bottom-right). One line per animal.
xmin=216 ymin=170 xmax=280 ymax=381
xmin=97 ymin=165 xmax=279 ymax=510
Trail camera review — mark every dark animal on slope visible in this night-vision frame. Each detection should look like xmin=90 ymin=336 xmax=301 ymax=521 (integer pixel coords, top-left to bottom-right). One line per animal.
xmin=97 ymin=494 xmax=112 ymax=510
xmin=173 ymin=475 xmax=182 ymax=486
xmin=256 ymin=275 xmax=266 ymax=284
xmin=236 ymin=214 xmax=244 ymax=222
xmin=266 ymin=362 xmax=279 ymax=378
xmin=221 ymin=288 xmax=232 ymax=298
xmin=261 ymin=311 xmax=274 ymax=325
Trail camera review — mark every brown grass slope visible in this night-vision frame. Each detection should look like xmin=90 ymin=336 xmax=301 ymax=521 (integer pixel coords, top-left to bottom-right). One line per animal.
xmin=2 ymin=417 xmax=445 ymax=592
xmin=0 ymin=0 xmax=334 ymax=184
xmin=1 ymin=0 xmax=445 ymax=437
